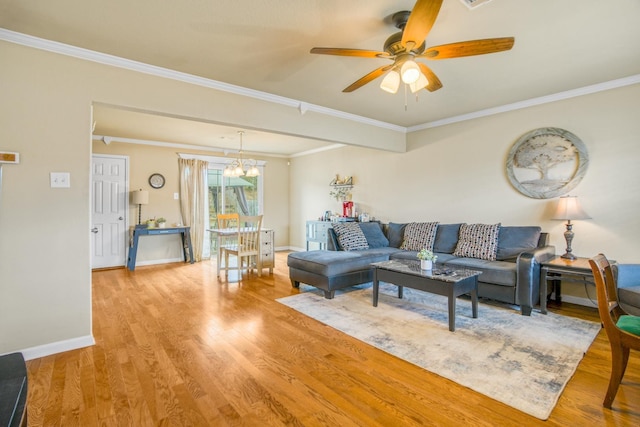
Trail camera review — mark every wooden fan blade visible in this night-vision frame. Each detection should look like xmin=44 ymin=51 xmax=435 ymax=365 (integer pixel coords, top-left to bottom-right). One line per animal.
xmin=417 ymin=62 xmax=442 ymax=92
xmin=310 ymin=47 xmax=390 ymax=58
xmin=401 ymin=0 xmax=444 ymax=50
xmin=421 ymin=37 xmax=515 ymax=60
xmin=343 ymin=65 xmax=394 ymax=93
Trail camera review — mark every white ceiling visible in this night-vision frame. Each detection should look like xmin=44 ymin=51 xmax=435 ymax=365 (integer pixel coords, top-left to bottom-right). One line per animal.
xmin=2 ymin=0 xmax=639 ymax=156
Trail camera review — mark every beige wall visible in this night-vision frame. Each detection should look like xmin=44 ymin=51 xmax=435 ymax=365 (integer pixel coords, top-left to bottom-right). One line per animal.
xmin=290 ymin=84 xmax=640 ymax=302
xmin=0 ymin=40 xmax=398 ymax=356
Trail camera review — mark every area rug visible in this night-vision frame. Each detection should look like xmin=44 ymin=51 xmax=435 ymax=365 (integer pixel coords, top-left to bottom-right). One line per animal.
xmin=277 ymin=283 xmax=601 ymax=420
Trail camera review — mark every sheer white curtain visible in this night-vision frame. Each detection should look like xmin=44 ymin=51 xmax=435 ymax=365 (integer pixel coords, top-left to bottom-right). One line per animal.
xmin=178 ymin=158 xmax=208 ymax=262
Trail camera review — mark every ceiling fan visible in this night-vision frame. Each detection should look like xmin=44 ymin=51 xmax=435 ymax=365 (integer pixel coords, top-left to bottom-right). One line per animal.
xmin=310 ymin=0 xmax=514 ymax=94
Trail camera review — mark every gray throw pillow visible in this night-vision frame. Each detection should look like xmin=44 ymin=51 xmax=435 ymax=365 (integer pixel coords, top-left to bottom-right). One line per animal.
xmin=433 ymin=223 xmax=462 ymax=254
xmin=332 ymin=222 xmax=369 ymax=251
xmin=387 ymin=223 xmax=407 ymax=248
xmin=359 ymin=222 xmax=389 ymax=248
xmin=496 ymin=226 xmax=541 ymax=261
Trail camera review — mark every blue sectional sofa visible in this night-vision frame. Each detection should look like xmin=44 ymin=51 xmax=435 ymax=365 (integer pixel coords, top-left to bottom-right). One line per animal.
xmin=288 ymin=221 xmax=556 ymax=315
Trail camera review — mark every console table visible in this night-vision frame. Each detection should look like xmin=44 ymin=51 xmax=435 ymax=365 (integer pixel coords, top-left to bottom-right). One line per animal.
xmin=306 ymin=220 xmax=332 ymax=250
xmin=539 ymin=256 xmax=595 ymax=314
xmin=127 ymin=226 xmax=194 ymax=271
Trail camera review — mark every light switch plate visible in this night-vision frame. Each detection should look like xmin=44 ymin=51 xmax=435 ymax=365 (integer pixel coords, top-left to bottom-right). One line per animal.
xmin=50 ymin=172 xmax=70 ymax=188
xmin=174 ymin=192 xmax=179 ymax=200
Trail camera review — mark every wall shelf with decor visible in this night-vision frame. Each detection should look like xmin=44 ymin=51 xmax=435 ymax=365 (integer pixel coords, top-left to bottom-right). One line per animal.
xmin=329 ymin=175 xmax=354 ymax=201
xmin=330 ymin=183 xmax=354 ymax=191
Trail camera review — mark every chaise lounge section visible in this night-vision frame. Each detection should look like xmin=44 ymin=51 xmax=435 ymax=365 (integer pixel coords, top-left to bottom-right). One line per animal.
xmin=288 ymin=221 xmax=555 ymax=315
xmin=0 ymin=352 xmax=28 ymax=427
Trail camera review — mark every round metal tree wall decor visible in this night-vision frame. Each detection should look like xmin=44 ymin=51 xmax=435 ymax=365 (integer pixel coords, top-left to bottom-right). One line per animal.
xmin=506 ymin=127 xmax=588 ymax=199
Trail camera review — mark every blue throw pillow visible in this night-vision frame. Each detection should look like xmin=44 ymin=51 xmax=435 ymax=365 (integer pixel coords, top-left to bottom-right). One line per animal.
xmin=359 ymin=222 xmax=389 ymax=248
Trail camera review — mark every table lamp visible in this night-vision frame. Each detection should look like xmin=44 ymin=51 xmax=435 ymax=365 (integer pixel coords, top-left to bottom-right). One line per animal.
xmin=551 ymin=195 xmax=591 ymax=260
xmin=131 ymin=189 xmax=149 ymax=225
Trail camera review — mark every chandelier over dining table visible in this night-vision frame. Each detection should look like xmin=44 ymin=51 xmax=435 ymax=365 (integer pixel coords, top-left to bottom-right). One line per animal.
xmin=223 ymin=131 xmax=260 ymax=177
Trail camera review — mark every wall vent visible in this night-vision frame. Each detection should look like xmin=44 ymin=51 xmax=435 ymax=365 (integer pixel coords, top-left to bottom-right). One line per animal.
xmin=460 ymin=0 xmax=494 ymax=9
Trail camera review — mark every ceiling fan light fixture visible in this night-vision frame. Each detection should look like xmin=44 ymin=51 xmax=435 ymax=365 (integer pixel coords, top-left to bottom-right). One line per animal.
xmin=380 ymin=70 xmax=400 ymax=94
xmin=400 ymin=60 xmax=420 ymax=84
xmin=409 ymin=72 xmax=429 ymax=93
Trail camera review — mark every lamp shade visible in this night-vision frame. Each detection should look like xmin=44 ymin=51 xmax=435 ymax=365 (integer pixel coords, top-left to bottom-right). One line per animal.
xmin=551 ymin=196 xmax=591 ymax=220
xmin=246 ymin=166 xmax=260 ymax=177
xmin=380 ymin=70 xmax=400 ymax=94
xmin=132 ymin=189 xmax=149 ymax=205
xmin=409 ymin=72 xmax=429 ymax=93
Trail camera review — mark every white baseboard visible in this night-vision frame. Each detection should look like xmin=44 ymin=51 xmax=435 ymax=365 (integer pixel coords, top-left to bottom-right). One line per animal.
xmin=553 ymin=293 xmax=598 ymax=310
xmin=134 ymin=257 xmax=183 ymax=266
xmin=18 ymin=335 xmax=95 ymax=360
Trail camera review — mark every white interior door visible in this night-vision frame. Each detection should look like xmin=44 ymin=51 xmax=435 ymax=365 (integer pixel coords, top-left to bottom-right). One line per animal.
xmin=91 ymin=155 xmax=128 ymax=268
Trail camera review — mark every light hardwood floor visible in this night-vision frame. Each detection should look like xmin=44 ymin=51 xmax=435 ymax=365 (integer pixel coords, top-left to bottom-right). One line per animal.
xmin=25 ymin=253 xmax=640 ymax=426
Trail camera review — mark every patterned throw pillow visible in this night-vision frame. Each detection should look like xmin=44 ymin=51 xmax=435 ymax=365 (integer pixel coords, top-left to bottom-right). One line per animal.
xmin=400 ymin=222 xmax=439 ymax=251
xmin=453 ymin=223 xmax=501 ymax=261
xmin=332 ymin=222 xmax=369 ymax=251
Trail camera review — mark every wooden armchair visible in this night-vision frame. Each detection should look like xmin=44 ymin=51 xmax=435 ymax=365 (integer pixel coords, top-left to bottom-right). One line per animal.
xmin=589 ymin=254 xmax=640 ymax=408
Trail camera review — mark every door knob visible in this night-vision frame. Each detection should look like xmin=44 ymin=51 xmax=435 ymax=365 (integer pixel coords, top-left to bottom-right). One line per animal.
xmin=91 ymin=227 xmax=99 ymax=233
xmin=119 ymin=216 xmax=124 ymax=220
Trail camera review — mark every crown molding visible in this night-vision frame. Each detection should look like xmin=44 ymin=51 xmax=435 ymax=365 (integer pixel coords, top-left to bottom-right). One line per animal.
xmin=93 ymin=134 xmax=277 ymax=158
xmin=92 ymin=134 xmax=345 ymax=158
xmin=410 ymin=74 xmax=640 ymax=132
xmin=2 ymin=28 xmax=637 ymax=136
xmin=0 ymin=28 xmax=405 ymax=133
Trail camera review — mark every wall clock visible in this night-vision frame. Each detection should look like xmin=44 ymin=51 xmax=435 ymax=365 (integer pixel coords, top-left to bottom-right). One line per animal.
xmin=148 ymin=173 xmax=165 ymax=189
xmin=506 ymin=127 xmax=588 ymax=199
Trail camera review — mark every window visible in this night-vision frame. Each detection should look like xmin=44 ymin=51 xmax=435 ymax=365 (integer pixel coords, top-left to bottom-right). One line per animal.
xmin=208 ymin=168 xmax=261 ymax=228
xmin=178 ymin=153 xmax=265 ymax=259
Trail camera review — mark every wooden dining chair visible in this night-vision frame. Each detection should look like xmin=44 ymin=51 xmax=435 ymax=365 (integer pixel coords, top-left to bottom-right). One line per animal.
xmin=222 ymin=215 xmax=263 ymax=279
xmin=589 ymin=253 xmax=640 ymax=408
xmin=214 ymin=213 xmax=239 ymax=278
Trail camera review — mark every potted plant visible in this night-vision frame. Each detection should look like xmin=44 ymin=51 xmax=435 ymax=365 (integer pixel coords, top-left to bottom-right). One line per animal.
xmin=417 ymin=249 xmax=437 ymax=270
xmin=156 ymin=217 xmax=167 ymax=228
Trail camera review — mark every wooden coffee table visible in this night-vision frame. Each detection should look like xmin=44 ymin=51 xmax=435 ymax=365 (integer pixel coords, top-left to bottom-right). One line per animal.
xmin=371 ymin=260 xmax=482 ymax=332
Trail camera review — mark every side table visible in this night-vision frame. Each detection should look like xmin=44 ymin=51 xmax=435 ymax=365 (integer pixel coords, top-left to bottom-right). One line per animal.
xmin=539 ymin=256 xmax=595 ymax=314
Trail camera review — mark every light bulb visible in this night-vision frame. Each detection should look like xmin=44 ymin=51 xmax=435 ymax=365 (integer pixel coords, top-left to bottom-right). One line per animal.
xmin=380 ymin=70 xmax=400 ymax=94
xmin=401 ymin=60 xmax=420 ymax=84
